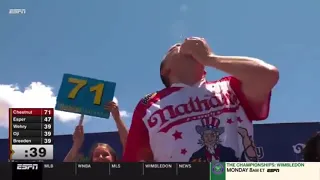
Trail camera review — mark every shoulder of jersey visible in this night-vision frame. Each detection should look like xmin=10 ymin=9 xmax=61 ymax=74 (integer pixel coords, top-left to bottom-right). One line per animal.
xmin=141 ymin=92 xmax=157 ymax=105
xmin=206 ymin=77 xmax=232 ymax=85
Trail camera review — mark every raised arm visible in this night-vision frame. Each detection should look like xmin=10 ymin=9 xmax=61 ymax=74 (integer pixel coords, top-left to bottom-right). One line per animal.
xmin=207 ymin=55 xmax=278 ymax=119
xmin=181 ymin=37 xmax=279 ymax=119
xmin=105 ymin=101 xmax=128 ymax=148
xmin=63 ymin=125 xmax=84 ymax=162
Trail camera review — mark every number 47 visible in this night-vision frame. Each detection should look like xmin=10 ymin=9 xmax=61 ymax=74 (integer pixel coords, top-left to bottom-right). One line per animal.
xmin=67 ymin=78 xmax=104 ymax=105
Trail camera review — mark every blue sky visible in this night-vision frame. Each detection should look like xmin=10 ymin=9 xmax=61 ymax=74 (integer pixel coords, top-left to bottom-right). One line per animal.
xmin=0 ymin=0 xmax=319 ymax=139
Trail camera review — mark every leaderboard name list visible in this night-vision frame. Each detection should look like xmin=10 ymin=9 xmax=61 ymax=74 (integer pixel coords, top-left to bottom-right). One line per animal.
xmin=10 ymin=108 xmax=54 ymax=144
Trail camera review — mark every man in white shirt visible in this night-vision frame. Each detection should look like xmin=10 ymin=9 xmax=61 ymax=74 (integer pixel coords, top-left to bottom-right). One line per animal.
xmin=123 ymin=37 xmax=279 ymax=162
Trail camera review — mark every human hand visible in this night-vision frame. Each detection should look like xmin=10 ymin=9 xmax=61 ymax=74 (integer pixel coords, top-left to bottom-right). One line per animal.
xmin=73 ymin=125 xmax=84 ymax=149
xmin=180 ymin=37 xmax=214 ymax=66
xmin=104 ymin=101 xmax=121 ymax=120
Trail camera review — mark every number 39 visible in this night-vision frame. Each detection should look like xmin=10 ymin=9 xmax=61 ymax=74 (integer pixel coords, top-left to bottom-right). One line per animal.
xmin=67 ymin=78 xmax=104 ymax=105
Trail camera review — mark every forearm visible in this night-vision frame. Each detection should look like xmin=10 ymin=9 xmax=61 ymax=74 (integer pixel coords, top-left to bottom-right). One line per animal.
xmin=207 ymin=54 xmax=279 ymax=104
xmin=63 ymin=145 xmax=81 ymax=162
xmin=114 ymin=117 xmax=128 ymax=148
xmin=207 ymin=55 xmax=278 ymax=84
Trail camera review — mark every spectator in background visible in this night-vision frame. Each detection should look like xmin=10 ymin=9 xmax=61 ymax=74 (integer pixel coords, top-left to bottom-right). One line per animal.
xmin=64 ymin=101 xmax=128 ymax=162
xmin=303 ymin=132 xmax=320 ymax=162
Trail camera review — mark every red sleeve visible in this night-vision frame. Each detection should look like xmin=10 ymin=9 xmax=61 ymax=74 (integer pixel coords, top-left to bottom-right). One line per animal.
xmin=225 ymin=76 xmax=271 ymax=121
xmin=122 ymin=101 xmax=152 ymax=162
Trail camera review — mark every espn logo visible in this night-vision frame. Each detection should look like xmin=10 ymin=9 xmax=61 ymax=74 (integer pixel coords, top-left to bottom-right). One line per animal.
xmin=267 ymin=168 xmax=280 ymax=173
xmin=17 ymin=164 xmax=38 ymax=170
xmin=9 ymin=9 xmax=26 ymax=14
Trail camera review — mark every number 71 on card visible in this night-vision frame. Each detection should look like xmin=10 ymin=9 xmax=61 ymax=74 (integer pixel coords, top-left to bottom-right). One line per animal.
xmin=55 ymin=74 xmax=116 ymax=119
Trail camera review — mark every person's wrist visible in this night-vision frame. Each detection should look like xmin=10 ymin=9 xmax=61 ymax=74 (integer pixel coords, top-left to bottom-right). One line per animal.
xmin=114 ymin=116 xmax=121 ymax=121
xmin=205 ymin=53 xmax=219 ymax=67
xmin=72 ymin=143 xmax=82 ymax=150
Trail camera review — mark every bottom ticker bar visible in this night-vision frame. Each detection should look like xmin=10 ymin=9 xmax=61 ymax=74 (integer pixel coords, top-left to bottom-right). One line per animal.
xmin=8 ymin=162 xmax=319 ymax=180
xmin=11 ymin=162 xmax=210 ymax=180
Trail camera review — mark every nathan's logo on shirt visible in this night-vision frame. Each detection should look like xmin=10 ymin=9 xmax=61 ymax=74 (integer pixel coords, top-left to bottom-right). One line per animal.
xmin=147 ymin=90 xmax=239 ymax=132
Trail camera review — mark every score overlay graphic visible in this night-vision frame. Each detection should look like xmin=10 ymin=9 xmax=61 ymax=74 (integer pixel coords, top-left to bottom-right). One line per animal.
xmin=9 ymin=108 xmax=54 ymax=160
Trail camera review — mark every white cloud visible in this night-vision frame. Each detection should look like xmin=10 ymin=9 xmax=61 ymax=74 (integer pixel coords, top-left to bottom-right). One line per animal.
xmin=119 ymin=111 xmax=130 ymax=117
xmin=0 ymin=82 xmax=130 ymax=128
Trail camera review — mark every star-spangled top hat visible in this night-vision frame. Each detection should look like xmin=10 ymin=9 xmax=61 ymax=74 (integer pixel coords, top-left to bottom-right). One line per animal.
xmin=195 ymin=117 xmax=224 ymax=135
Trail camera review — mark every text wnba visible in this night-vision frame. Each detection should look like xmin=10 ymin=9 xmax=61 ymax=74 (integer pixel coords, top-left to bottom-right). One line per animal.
xmin=17 ymin=164 xmax=38 ymax=170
